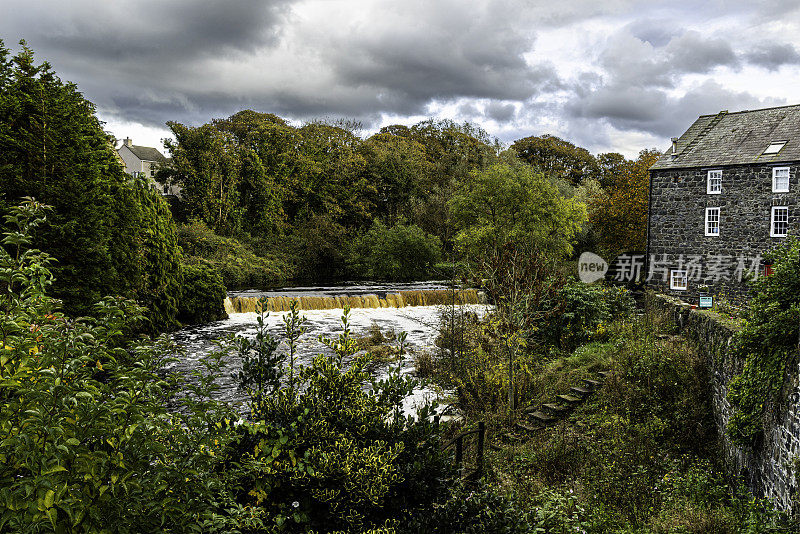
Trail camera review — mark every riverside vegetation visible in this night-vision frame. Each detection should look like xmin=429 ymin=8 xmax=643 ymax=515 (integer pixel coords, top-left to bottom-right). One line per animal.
xmin=0 ymin=201 xmax=531 ymax=533
xmin=422 ymin=280 xmax=797 ymax=532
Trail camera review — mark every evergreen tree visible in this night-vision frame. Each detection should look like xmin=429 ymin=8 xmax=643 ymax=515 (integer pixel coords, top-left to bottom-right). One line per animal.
xmin=0 ymin=41 xmax=184 ymax=331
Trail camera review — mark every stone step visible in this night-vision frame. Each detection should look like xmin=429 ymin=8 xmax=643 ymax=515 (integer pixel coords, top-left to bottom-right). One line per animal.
xmin=515 ymin=421 xmax=540 ymax=433
xmin=523 ymin=404 xmax=540 ymax=414
xmin=570 ymin=386 xmax=593 ymax=397
xmin=528 ymin=411 xmax=558 ymax=425
xmin=557 ymin=394 xmax=583 ymax=405
xmin=583 ymin=378 xmax=602 ymax=389
xmin=541 ymin=403 xmax=570 ymax=416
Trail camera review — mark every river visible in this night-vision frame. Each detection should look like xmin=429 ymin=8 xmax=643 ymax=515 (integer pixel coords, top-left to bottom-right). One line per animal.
xmin=169 ymin=282 xmax=491 ymax=415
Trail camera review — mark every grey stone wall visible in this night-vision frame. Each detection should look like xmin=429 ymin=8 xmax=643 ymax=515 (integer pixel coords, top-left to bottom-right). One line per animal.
xmin=650 ymin=293 xmax=799 ymax=511
xmin=648 ymin=162 xmax=800 ymax=304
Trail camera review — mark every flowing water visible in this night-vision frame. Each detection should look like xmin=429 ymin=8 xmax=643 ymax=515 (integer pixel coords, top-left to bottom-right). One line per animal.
xmin=170 ymin=282 xmax=491 ymax=415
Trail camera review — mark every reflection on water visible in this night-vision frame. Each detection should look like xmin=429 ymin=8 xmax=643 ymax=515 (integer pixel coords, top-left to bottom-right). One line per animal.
xmin=170 ymin=298 xmax=491 ymax=415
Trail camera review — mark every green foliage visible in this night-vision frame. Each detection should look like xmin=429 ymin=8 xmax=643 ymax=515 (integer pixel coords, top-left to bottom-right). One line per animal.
xmin=360 ymin=132 xmax=432 ymax=226
xmin=2 ymin=199 xmax=513 ymax=533
xmin=402 ymin=482 xmax=531 ymax=534
xmin=109 ymin=176 xmax=185 ymax=332
xmin=0 ymin=200 xmax=235 ymax=532
xmin=511 ymin=134 xmax=598 ymax=186
xmin=223 ymin=306 xmax=454 ymax=533
xmin=178 ymin=220 xmax=292 ymax=288
xmin=450 ymin=158 xmax=586 ymax=261
xmin=348 ymin=221 xmax=443 ymax=281
xmin=178 ymin=262 xmax=227 ymax=324
xmin=0 ymin=41 xmax=184 ymax=332
xmin=290 ymin=212 xmax=350 ymax=280
xmin=588 ymin=149 xmax=661 ymax=257
xmin=535 ymin=283 xmax=635 ymax=351
xmin=727 ymin=238 xmax=800 ymax=445
xmin=479 ymin=309 xmax=794 ymax=533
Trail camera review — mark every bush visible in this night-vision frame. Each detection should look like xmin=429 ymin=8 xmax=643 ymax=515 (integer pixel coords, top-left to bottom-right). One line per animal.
xmin=291 ymin=213 xmax=350 ymax=280
xmin=348 ymin=221 xmax=442 ymax=281
xmin=402 ymin=482 xmax=531 ymax=534
xmin=222 ymin=305 xmax=455 ymax=533
xmin=178 ymin=220 xmax=292 ymax=288
xmin=534 ymin=283 xmax=635 ymax=351
xmin=0 ymin=200 xmax=235 ymax=532
xmin=178 ymin=262 xmax=228 ymax=324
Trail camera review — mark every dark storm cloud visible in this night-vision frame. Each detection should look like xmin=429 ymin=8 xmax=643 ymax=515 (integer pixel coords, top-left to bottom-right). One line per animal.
xmin=485 ymin=102 xmax=517 ymax=122
xmin=665 ymin=32 xmax=739 ymax=73
xmin=324 ymin=4 xmax=560 ymax=117
xmin=567 ymin=79 xmax=779 ymax=141
xmin=0 ymin=0 xmax=295 ymax=128
xmin=744 ymin=43 xmax=800 ymax=70
xmin=25 ymin=0 xmax=291 ymax=63
xmin=2 ymin=0 xmax=800 ymax=156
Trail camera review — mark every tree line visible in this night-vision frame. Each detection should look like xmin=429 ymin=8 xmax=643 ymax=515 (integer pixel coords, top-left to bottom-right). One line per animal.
xmin=163 ymin=112 xmax=659 ymax=283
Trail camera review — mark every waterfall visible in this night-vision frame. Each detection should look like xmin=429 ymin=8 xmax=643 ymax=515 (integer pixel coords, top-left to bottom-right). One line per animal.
xmin=223 ymin=288 xmax=486 ymax=314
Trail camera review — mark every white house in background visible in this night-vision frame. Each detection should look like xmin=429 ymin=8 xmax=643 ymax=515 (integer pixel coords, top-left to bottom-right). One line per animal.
xmin=116 ymin=138 xmax=180 ymax=197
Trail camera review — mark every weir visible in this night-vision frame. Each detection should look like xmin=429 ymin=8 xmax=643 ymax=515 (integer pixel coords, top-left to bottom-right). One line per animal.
xmin=224 ymin=288 xmax=485 ymax=314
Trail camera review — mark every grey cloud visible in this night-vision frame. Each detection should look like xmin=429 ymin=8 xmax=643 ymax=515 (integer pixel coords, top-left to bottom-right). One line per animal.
xmin=599 ymin=30 xmax=740 ymax=90
xmin=567 ymin=79 xmax=780 ymax=138
xmin=664 ymin=31 xmax=739 ymax=73
xmin=744 ymin=43 xmax=800 ymax=70
xmin=485 ymin=102 xmax=517 ymax=122
xmin=37 ymin=1 xmax=291 ymax=63
xmin=629 ymin=19 xmax=683 ymax=48
xmin=330 ymin=32 xmax=554 ymax=115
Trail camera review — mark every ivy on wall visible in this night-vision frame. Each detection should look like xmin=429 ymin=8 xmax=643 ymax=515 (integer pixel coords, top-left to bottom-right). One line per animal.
xmin=727 ymin=238 xmax=800 ymax=446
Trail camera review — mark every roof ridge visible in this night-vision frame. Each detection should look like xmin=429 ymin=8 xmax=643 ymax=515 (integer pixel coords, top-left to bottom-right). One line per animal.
xmin=697 ymin=103 xmax=800 ymax=118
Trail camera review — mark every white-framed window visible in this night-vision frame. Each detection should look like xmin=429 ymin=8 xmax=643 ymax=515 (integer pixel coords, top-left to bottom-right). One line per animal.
xmin=771 ymin=206 xmax=789 ymax=237
xmin=705 ymin=207 xmax=720 ymax=236
xmin=707 ymin=169 xmax=722 ymax=194
xmin=773 ymin=167 xmax=789 ymax=192
xmin=670 ymin=269 xmax=688 ymax=291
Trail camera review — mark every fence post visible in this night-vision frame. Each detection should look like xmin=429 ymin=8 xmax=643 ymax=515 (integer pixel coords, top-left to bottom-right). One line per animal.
xmin=455 ymin=435 xmax=463 ymax=475
xmin=476 ymin=421 xmax=485 ymax=476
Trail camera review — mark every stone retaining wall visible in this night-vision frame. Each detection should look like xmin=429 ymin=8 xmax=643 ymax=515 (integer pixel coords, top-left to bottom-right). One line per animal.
xmin=650 ymin=293 xmax=799 ymax=511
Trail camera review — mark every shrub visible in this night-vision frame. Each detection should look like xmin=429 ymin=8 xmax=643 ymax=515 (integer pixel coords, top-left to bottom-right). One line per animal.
xmin=291 ymin=213 xmax=350 ymax=280
xmin=533 ymin=283 xmax=635 ymax=352
xmin=178 ymin=220 xmax=292 ymax=288
xmin=348 ymin=221 xmax=442 ymax=281
xmin=178 ymin=262 xmax=228 ymax=324
xmin=223 ymin=306 xmax=455 ymax=533
xmin=0 ymin=200 xmax=235 ymax=532
xmin=402 ymin=482 xmax=531 ymax=534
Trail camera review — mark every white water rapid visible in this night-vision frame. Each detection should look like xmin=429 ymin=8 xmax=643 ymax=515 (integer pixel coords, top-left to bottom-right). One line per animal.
xmin=169 ymin=282 xmax=492 ymax=416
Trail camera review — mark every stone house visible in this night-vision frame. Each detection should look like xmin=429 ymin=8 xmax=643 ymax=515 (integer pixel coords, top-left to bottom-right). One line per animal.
xmin=116 ymin=138 xmax=180 ymax=197
xmin=647 ymin=104 xmax=800 ymax=302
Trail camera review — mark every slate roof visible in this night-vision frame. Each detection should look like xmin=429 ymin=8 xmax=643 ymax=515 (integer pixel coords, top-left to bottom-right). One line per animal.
xmin=650 ymin=104 xmax=800 ymax=170
xmin=125 ymin=144 xmax=168 ymax=163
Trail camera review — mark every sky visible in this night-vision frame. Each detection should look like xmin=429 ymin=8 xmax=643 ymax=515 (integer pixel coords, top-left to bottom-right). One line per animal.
xmin=3 ymin=0 xmax=800 ymax=158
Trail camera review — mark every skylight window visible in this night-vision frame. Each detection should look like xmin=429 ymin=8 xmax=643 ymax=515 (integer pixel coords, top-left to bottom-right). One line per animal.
xmin=764 ymin=141 xmax=787 ymax=155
